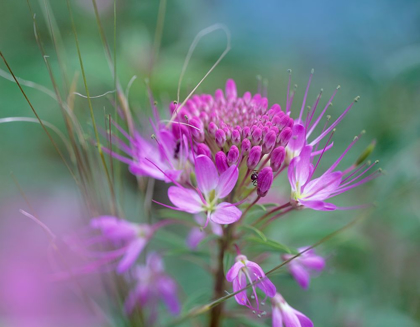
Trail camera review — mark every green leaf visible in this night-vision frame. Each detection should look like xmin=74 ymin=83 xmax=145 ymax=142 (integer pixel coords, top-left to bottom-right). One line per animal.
xmin=246 ymin=236 xmax=293 ymax=254
xmin=239 ymin=224 xmax=267 ymax=241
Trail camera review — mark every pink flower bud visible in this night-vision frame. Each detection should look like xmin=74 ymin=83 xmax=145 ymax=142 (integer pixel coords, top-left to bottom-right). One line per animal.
xmin=231 ymin=129 xmax=241 ymax=145
xmin=215 ymin=129 xmax=227 ymax=148
xmin=262 ymin=130 xmax=277 ymax=154
xmin=189 ymin=117 xmax=203 ymax=138
xmin=208 ymin=122 xmax=218 ymax=137
xmin=169 ymin=101 xmax=179 ymax=114
xmin=287 ymin=117 xmax=294 ymax=128
xmin=257 ymin=167 xmax=273 ymax=197
xmin=223 ymin=127 xmax=232 ymax=141
xmin=241 ymin=138 xmax=251 ymax=155
xmin=279 ymin=127 xmax=293 ymax=146
xmin=225 ymin=79 xmax=237 ymax=99
xmin=215 ymin=89 xmax=225 ymax=103
xmin=251 ymin=127 xmax=263 ymax=145
xmin=270 ymin=146 xmax=285 ymax=172
xmin=278 ymin=114 xmax=290 ymax=129
xmin=215 ymin=151 xmax=229 ymax=174
xmin=172 ymin=122 xmax=188 ymax=139
xmin=196 ymin=143 xmax=212 ymax=159
xmin=227 ymin=145 xmax=240 ymax=166
xmin=242 ymin=126 xmax=251 ymax=139
xmin=247 ymin=146 xmax=262 ymax=169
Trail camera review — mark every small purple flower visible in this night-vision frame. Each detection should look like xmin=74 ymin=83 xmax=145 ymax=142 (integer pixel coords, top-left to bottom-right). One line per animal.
xmin=102 ymin=121 xmax=189 ymax=183
xmin=282 ymin=248 xmax=325 ymax=289
xmin=167 ymin=155 xmax=241 ymax=226
xmin=226 ymin=254 xmax=276 ymax=313
xmin=288 ymin=144 xmax=380 ymax=211
xmin=90 ymin=216 xmax=153 ymax=274
xmin=257 ymin=167 xmax=274 ymax=197
xmin=272 ymin=292 xmax=313 ymax=327
xmin=125 ymin=253 xmax=180 ymax=323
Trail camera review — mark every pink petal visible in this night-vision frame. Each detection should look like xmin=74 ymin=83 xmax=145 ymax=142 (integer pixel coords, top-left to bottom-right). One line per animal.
xmin=289 ymin=263 xmax=311 ymax=290
xmin=215 ymin=165 xmax=239 ymax=199
xmin=300 ymin=256 xmax=325 ymax=271
xmin=303 ymin=171 xmax=342 ymax=201
xmin=295 ymin=145 xmax=313 ymax=186
xmin=91 ymin=216 xmax=137 ymax=241
xmin=168 ymin=186 xmax=203 ymax=213
xmin=233 ymin=273 xmax=248 ymax=306
xmin=226 ymin=261 xmax=244 ymax=282
xmin=210 ymin=221 xmax=223 ymax=236
xmin=282 ymin=305 xmax=301 ymax=327
xmin=117 ymin=238 xmax=147 ymax=274
xmin=272 ymin=305 xmax=283 ymax=327
xmin=157 ymin=275 xmax=181 ymax=315
xmin=292 ymin=308 xmax=314 ymax=327
xmin=247 ymin=261 xmax=276 ymax=297
xmin=210 ymin=203 xmax=242 ymax=225
xmin=288 ymin=123 xmax=306 ymax=155
xmin=298 ymin=199 xmax=336 ymax=211
xmin=186 ymin=227 xmax=206 ymax=250
xmin=195 ymin=155 xmax=219 ymax=195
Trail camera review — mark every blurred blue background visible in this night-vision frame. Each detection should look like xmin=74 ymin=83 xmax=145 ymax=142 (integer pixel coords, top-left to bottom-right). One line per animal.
xmin=0 ymin=0 xmax=419 ymax=326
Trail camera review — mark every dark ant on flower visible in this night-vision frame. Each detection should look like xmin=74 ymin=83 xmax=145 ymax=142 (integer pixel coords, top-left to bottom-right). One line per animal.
xmin=250 ymin=170 xmax=258 ymax=186
xmin=173 ymin=141 xmax=181 ymax=159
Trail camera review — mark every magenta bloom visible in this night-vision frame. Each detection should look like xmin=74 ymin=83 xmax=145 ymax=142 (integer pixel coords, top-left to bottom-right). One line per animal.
xmin=103 ymin=121 xmax=189 ymax=183
xmin=90 ymin=216 xmax=153 ymax=274
xmin=226 ymin=254 xmax=276 ymax=313
xmin=282 ymin=248 xmax=325 ymax=289
xmin=168 ymin=155 xmax=241 ymax=226
xmin=125 ymin=253 xmax=180 ymax=322
xmin=272 ymin=293 xmax=313 ymax=327
xmin=288 ymin=144 xmax=380 ymax=211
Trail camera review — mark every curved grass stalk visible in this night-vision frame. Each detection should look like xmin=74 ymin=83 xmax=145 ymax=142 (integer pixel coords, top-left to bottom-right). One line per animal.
xmin=0 ymin=117 xmax=75 ymax=163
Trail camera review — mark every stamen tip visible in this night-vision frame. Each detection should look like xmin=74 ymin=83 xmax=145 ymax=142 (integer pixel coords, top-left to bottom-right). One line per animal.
xmin=374 ymin=160 xmax=379 ymax=164
xmin=361 ymin=130 xmax=366 ymax=135
xmin=151 ymin=134 xmax=156 ymax=140
xmin=287 ymin=69 xmax=292 ymax=74
xmin=336 ymin=85 xmax=341 ymax=90
xmin=354 ymin=96 xmax=360 ymax=102
xmin=311 ymin=68 xmax=315 ymax=74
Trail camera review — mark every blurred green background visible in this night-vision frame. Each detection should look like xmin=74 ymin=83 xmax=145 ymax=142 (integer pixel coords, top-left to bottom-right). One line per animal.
xmin=0 ymin=0 xmax=419 ymax=326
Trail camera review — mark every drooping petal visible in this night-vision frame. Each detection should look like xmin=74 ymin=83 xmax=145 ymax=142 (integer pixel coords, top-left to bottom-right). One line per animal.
xmin=298 ymin=199 xmax=336 ymax=211
xmin=168 ymin=186 xmax=203 ymax=213
xmin=117 ymin=238 xmax=147 ymax=274
xmin=157 ymin=275 xmax=181 ymax=315
xmin=292 ymin=308 xmax=314 ymax=327
xmin=289 ymin=263 xmax=311 ymax=290
xmin=226 ymin=261 xmax=244 ymax=282
xmin=195 ymin=155 xmax=219 ymax=195
xmin=233 ymin=272 xmax=248 ymax=306
xmin=272 ymin=305 xmax=283 ymax=327
xmin=186 ymin=227 xmax=206 ymax=250
xmin=300 ymin=256 xmax=326 ymax=271
xmin=210 ymin=203 xmax=242 ymax=225
xmin=91 ymin=216 xmax=137 ymax=241
xmin=210 ymin=221 xmax=223 ymax=236
xmin=281 ymin=304 xmax=302 ymax=327
xmin=215 ymin=165 xmax=239 ymax=199
xmin=247 ymin=261 xmax=276 ymax=297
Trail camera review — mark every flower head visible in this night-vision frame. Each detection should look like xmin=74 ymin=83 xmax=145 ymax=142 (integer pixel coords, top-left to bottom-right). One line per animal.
xmin=226 ymin=254 xmax=276 ymax=313
xmin=167 ymin=154 xmax=241 ymax=226
xmin=282 ymin=247 xmax=325 ymax=289
xmin=90 ymin=216 xmax=153 ymax=273
xmin=125 ymin=253 xmax=180 ymax=323
xmin=272 ymin=292 xmax=313 ymax=327
xmin=171 ymin=79 xmax=293 ymax=171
